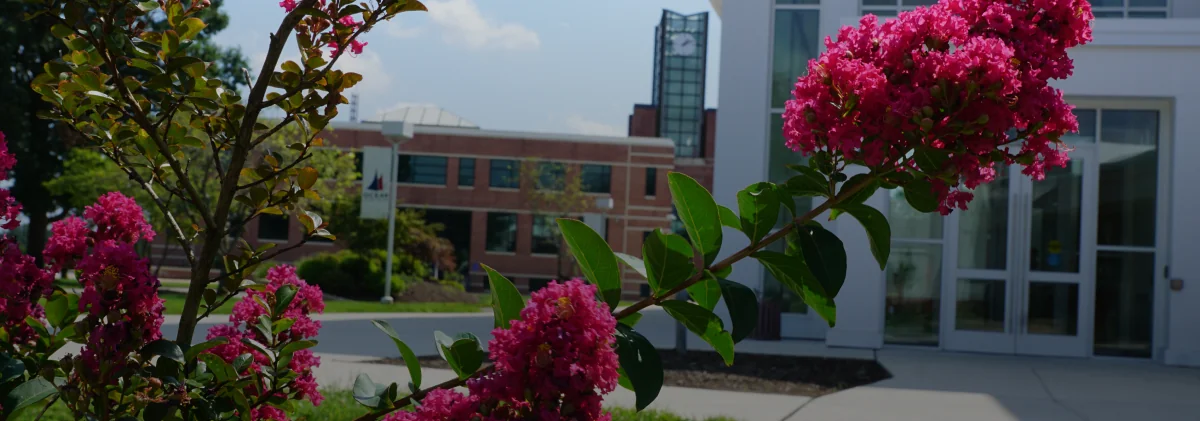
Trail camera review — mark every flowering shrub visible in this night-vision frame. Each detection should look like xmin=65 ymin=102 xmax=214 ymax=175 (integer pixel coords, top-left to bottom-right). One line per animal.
xmin=782 ymin=0 xmax=1093 ymax=213
xmin=382 ymin=280 xmax=618 ymax=421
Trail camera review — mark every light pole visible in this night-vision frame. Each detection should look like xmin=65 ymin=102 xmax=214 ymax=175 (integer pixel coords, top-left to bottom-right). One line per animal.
xmin=380 ymin=121 xmax=413 ymax=304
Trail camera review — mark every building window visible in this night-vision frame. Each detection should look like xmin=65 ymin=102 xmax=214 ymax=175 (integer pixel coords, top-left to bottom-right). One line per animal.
xmin=534 ymin=162 xmax=566 ymax=191
xmin=645 ymin=168 xmax=658 ymax=196
xmin=860 ymin=0 xmax=937 ymax=17
xmin=458 ymin=158 xmax=475 ymax=187
xmin=529 ymin=278 xmax=552 ymax=293
xmin=1091 ymin=0 xmax=1169 ymax=18
xmin=489 ymin=159 xmax=519 ymax=189
xmin=884 ymin=190 xmax=945 ymax=346
xmin=257 ymin=214 xmax=290 ymax=241
xmin=531 ymin=215 xmax=559 ymax=255
xmin=485 ymin=212 xmax=517 ymax=252
xmin=581 ymin=165 xmax=612 ymax=194
xmin=397 ymin=155 xmax=447 ymax=185
xmin=772 ymin=8 xmax=820 ymax=108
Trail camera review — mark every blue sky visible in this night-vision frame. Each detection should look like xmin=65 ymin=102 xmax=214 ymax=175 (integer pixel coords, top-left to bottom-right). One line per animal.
xmin=210 ymin=0 xmax=721 ymax=136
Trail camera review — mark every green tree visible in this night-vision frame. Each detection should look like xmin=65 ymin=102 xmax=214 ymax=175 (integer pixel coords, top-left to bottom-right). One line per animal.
xmin=0 ymin=0 xmax=247 ymax=260
xmin=519 ymin=159 xmax=594 ymax=279
xmin=323 ymin=198 xmax=457 ymax=272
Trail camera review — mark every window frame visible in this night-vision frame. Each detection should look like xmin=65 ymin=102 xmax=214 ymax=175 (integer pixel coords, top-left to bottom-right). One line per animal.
xmin=458 ymin=157 xmax=476 ymax=187
xmin=485 ymin=212 xmax=518 ymax=253
xmin=531 ymin=215 xmax=559 ymax=255
xmin=581 ymin=164 xmax=613 ymax=194
xmin=489 ymin=159 xmax=520 ymax=189
xmin=644 ymin=167 xmax=658 ymax=196
xmin=397 ymin=154 xmax=448 ymax=185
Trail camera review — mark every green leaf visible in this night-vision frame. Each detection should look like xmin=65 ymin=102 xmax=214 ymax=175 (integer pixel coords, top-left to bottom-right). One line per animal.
xmin=614 ymin=325 xmax=663 ymax=411
xmin=352 ymin=373 xmax=387 ymax=409
xmin=686 ymin=272 xmax=721 ymax=311
xmin=718 ymin=279 xmax=759 ymax=343
xmin=784 ymin=165 xmax=830 ymax=197
xmin=737 ymin=182 xmax=781 ymax=244
xmin=179 ymin=17 xmax=207 ymax=40
xmin=162 ymin=30 xmax=180 ymax=56
xmin=668 ymin=172 xmax=723 ymax=266
xmin=837 ymin=174 xmax=880 ymax=208
xmin=232 ymin=353 xmax=253 ymax=373
xmin=718 ymin=205 xmax=740 ymax=230
xmin=371 ymin=320 xmax=423 ymax=389
xmin=280 ymin=340 xmax=317 ymax=356
xmin=136 ymin=1 xmax=159 ymax=12
xmin=434 ymin=331 xmax=486 ymax=380
xmin=141 ymin=339 xmax=185 ymax=364
xmin=795 ymin=224 xmax=847 ymax=298
xmin=44 ymin=292 xmax=79 ymax=330
xmin=185 ymin=337 xmax=229 ymax=361
xmin=659 ymin=301 xmax=735 ymax=365
xmin=642 ymin=230 xmax=695 ymax=295
xmin=755 ymin=251 xmax=836 ymax=326
xmin=614 ymin=252 xmax=648 ymax=279
xmin=618 ymin=313 xmax=643 ymax=328
xmin=85 ymin=90 xmax=115 ymax=103
xmin=0 ymin=353 xmax=25 ymax=383
xmin=914 ymin=145 xmax=951 ymax=174
xmin=3 ymin=378 xmax=57 ymax=414
xmin=50 ymin=24 xmax=74 ymax=38
xmin=481 ymin=264 xmax=524 ymax=329
xmin=201 ymin=354 xmax=236 ymax=380
xmin=241 ymin=338 xmax=274 ymax=363
xmin=837 ymin=203 xmax=891 ymax=270
xmin=902 ymin=179 xmax=939 ymax=213
xmin=273 ymin=285 xmax=297 ymax=317
xmin=557 ymin=219 xmax=622 ymax=309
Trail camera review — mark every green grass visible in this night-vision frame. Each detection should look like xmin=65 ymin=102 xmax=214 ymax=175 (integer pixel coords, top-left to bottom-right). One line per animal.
xmin=159 ymin=292 xmax=486 ymax=315
xmin=14 ymin=390 xmax=736 ymax=420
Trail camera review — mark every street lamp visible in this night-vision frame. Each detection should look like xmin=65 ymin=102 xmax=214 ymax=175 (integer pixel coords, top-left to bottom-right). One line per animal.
xmin=379 ymin=121 xmax=414 ymax=304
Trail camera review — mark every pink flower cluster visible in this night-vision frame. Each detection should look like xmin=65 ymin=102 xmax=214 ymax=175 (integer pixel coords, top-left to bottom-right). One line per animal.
xmin=781 ymin=0 xmax=1093 ymax=214
xmin=204 ymin=265 xmax=325 ymax=420
xmin=73 ymin=235 xmax=165 ymax=379
xmin=44 ymin=192 xmax=155 ymax=269
xmin=0 ymin=132 xmax=19 ymax=229
xmin=278 ymin=0 xmax=368 ymax=57
xmin=385 ymin=280 xmax=620 ymax=421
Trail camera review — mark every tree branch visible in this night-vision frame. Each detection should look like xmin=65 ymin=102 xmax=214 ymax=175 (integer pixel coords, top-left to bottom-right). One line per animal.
xmin=101 ymin=149 xmax=197 ymax=268
xmin=353 ymin=365 xmax=495 ymax=421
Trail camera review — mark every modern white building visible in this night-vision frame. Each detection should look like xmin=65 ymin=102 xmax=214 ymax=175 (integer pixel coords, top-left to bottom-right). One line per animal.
xmin=710 ymin=0 xmax=1200 ymax=366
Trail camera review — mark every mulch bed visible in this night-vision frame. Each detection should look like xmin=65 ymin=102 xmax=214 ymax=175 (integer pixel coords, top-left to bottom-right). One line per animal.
xmin=368 ymin=350 xmax=890 ymax=397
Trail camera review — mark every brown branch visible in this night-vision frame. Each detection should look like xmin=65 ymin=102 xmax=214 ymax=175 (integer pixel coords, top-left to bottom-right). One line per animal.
xmin=205 ymin=238 xmax=309 ymax=289
xmin=101 ymin=149 xmax=197 ymax=268
xmin=353 ymin=366 xmax=496 ymax=421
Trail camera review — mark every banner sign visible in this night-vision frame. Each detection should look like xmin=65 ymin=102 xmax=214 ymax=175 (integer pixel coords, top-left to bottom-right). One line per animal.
xmin=359 ymin=146 xmax=392 ymax=220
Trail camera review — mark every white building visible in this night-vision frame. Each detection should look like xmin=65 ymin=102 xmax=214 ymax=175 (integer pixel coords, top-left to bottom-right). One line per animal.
xmin=710 ymin=0 xmax=1200 ymax=366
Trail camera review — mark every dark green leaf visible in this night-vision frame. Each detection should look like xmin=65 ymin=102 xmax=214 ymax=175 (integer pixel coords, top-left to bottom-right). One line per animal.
xmin=557 ymin=219 xmax=622 ymax=308
xmin=371 ymin=320 xmax=423 ymax=389
xmin=273 ymin=285 xmax=297 ymax=317
xmin=614 ymin=253 xmax=648 ymax=279
xmin=795 ymin=224 xmax=847 ymax=297
xmin=737 ymin=182 xmax=780 ymax=244
xmin=0 ymin=354 xmax=25 ymax=383
xmin=141 ymin=339 xmax=185 ymax=364
xmin=137 ymin=1 xmax=159 ymax=12
xmin=185 ymin=337 xmax=229 ymax=361
xmin=668 ymin=172 xmax=723 ymax=266
xmin=3 ymin=378 xmax=56 ymax=414
xmin=280 ymin=340 xmax=317 ymax=356
xmin=718 ymin=279 xmax=759 ymax=343
xmin=614 ymin=325 xmax=663 ymax=410
xmin=618 ymin=313 xmax=643 ymax=328
xmin=197 ymin=354 xmax=235 ymax=382
xmin=837 ymin=203 xmax=891 ymax=270
xmin=755 ymin=251 xmax=836 ymax=326
xmin=686 ymin=272 xmax=721 ymax=311
xmin=642 ymin=230 xmax=695 ymax=295
xmin=434 ymin=331 xmax=486 ymax=380
xmin=241 ymin=338 xmax=274 ymax=363
xmin=482 ymin=264 xmax=523 ymax=329
xmin=837 ymin=174 xmax=880 ymax=208
xmin=352 ymin=373 xmax=384 ymax=409
xmin=659 ymin=301 xmax=735 ymax=365
xmin=914 ymin=145 xmax=951 ymax=174
xmin=718 ymin=205 xmax=740 ymax=230
xmin=44 ymin=293 xmax=79 ymax=330
xmin=902 ymin=179 xmax=939 ymax=213
xmin=232 ymin=353 xmax=253 ymax=372
xmin=784 ymin=165 xmax=830 ymax=197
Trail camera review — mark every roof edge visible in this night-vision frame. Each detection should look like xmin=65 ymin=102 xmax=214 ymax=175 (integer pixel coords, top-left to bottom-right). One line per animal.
xmin=327 ymin=121 xmax=676 ymax=149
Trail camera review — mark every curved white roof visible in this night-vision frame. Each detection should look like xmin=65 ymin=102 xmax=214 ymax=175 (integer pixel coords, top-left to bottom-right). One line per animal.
xmin=369 ymin=103 xmax=479 ymax=128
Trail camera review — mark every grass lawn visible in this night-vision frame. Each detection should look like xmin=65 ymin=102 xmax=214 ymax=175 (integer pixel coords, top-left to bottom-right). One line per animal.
xmin=14 ymin=390 xmax=737 ymax=420
xmin=159 ymin=292 xmax=486 ymax=315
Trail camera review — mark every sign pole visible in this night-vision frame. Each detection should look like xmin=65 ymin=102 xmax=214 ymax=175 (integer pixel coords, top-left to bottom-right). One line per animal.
xmin=381 ymin=141 xmax=399 ymax=304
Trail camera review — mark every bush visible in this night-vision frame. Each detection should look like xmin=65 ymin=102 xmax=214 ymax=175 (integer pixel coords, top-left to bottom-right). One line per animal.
xmin=295 ymin=250 xmax=409 ymax=300
xmin=397 ymin=280 xmax=478 ymax=304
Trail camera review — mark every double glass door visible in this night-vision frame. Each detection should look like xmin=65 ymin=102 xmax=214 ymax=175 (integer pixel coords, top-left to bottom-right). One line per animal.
xmin=945 ymin=147 xmax=1098 ymax=357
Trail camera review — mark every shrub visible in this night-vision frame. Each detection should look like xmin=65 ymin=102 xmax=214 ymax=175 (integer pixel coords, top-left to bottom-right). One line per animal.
xmin=295 ymin=249 xmax=415 ymax=300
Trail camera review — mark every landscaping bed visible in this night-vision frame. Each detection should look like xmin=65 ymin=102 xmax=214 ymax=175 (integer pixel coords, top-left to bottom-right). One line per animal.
xmin=373 ymin=350 xmax=891 ymax=397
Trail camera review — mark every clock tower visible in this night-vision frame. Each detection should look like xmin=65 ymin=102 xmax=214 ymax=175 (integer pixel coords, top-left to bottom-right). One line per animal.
xmin=651 ymin=10 xmax=709 ymax=158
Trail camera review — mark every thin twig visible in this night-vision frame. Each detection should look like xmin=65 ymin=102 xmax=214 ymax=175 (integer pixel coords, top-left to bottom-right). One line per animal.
xmin=34 ymin=395 xmax=60 ymax=421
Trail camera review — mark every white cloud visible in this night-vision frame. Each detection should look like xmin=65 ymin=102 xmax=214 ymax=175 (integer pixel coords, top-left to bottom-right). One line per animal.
xmin=385 ymin=20 xmax=424 ymax=39
xmin=565 ymin=115 xmax=624 ymax=137
xmin=425 ymin=0 xmax=540 ymax=51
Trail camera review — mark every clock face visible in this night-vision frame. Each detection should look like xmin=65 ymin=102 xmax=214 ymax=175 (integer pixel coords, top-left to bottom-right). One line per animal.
xmin=670 ymin=33 xmax=698 ymax=56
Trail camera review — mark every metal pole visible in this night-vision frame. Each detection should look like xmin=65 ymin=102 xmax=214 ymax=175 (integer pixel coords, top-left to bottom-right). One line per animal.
xmin=381 ymin=141 xmax=399 ymax=304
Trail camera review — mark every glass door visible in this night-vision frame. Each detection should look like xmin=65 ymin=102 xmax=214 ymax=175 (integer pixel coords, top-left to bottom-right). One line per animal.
xmin=945 ymin=147 xmax=1098 ymax=357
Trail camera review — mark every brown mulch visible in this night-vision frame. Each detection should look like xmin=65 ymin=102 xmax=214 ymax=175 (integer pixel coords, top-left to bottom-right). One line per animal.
xmin=368 ymin=350 xmax=890 ymax=397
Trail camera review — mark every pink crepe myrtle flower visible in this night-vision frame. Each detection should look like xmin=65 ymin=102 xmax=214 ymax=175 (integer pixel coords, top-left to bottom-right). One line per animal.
xmin=0 ymin=237 xmax=54 ymax=346
xmin=781 ymin=0 xmax=1093 ymax=214
xmin=279 ymin=0 xmax=297 ymax=12
xmin=203 ymin=265 xmax=325 ymax=418
xmin=75 ymin=241 xmax=165 ymax=378
xmin=84 ymin=192 xmax=155 ymax=244
xmin=383 ymin=280 xmax=619 ymax=420
xmin=0 ymin=132 xmax=20 ymax=230
xmin=44 ymin=216 xmax=90 ymax=268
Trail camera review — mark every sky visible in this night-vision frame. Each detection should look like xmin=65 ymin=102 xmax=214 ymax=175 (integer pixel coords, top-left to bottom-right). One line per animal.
xmin=210 ymin=0 xmax=722 ymax=137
